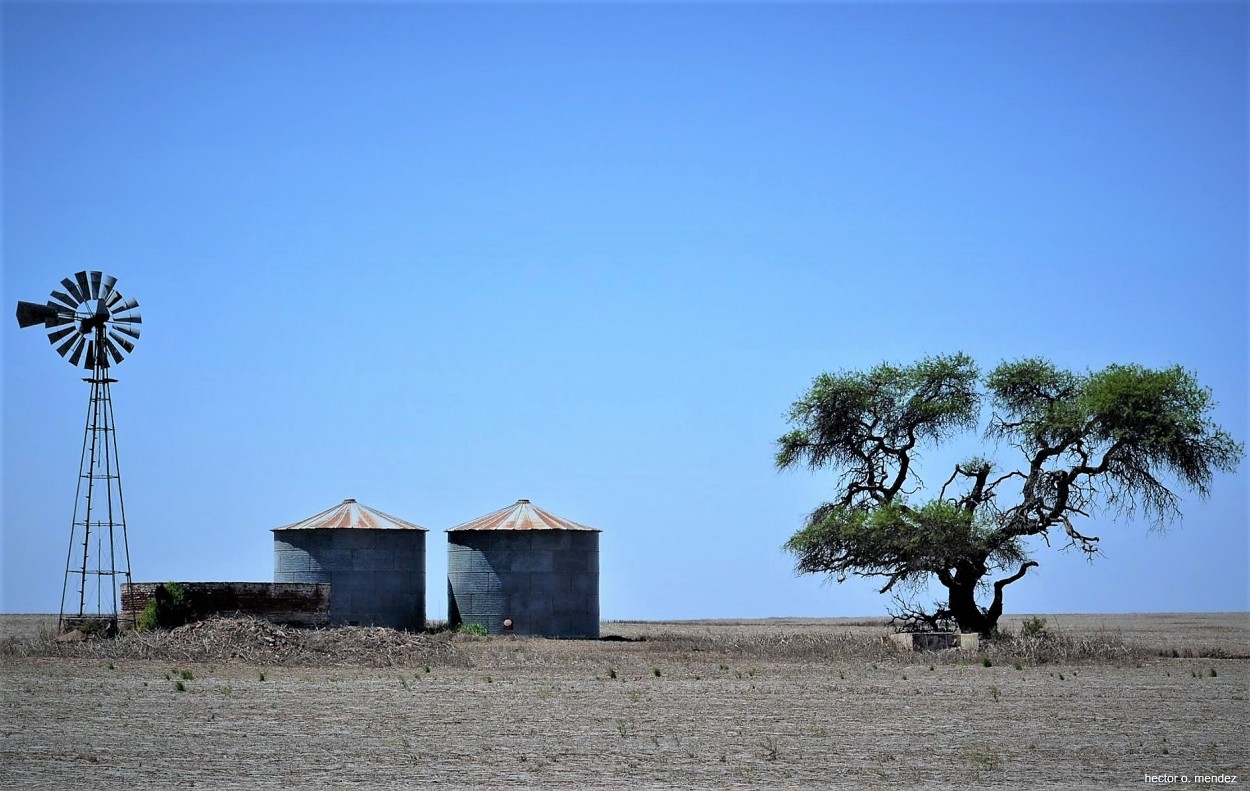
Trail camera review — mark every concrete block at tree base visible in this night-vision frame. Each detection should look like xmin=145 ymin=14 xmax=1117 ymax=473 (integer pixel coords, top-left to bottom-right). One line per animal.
xmin=890 ymin=632 xmax=979 ymax=651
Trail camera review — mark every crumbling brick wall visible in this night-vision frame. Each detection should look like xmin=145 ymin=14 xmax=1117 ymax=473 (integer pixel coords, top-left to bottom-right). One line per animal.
xmin=122 ymin=582 xmax=330 ymax=627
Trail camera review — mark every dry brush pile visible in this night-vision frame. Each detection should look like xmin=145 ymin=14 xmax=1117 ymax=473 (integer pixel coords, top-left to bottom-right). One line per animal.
xmin=2 ymin=616 xmax=466 ymax=668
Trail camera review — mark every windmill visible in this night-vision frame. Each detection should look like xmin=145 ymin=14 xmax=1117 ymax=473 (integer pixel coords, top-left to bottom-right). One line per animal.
xmin=16 ymin=271 xmax=141 ymax=634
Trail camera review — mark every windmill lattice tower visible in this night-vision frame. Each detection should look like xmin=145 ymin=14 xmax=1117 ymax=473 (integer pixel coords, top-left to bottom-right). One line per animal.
xmin=16 ymin=271 xmax=142 ymax=634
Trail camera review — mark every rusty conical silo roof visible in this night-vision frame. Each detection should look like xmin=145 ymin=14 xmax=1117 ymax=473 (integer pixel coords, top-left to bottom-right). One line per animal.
xmin=447 ymin=499 xmax=599 ymax=532
xmin=273 ymin=498 xmax=428 ymax=531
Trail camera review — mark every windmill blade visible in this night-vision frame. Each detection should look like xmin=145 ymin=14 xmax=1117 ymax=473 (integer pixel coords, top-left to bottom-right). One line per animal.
xmin=48 ymin=326 xmax=78 ymax=344
xmin=89 ymin=271 xmax=103 ymax=300
xmin=66 ymin=337 xmax=87 ymax=366
xmin=108 ymin=331 xmax=135 ymax=354
xmin=56 ymin=333 xmax=82 ymax=358
xmin=98 ymin=274 xmax=118 ymax=304
xmin=16 ymin=301 xmax=60 ymax=328
xmin=104 ymin=338 xmax=125 ymax=365
xmin=105 ymin=288 xmax=124 ymax=309
xmin=74 ymin=272 xmax=91 ymax=304
xmin=112 ymin=296 xmax=139 ymax=314
xmin=82 ymin=340 xmax=96 ymax=369
xmin=112 ymin=312 xmax=142 ymax=324
xmin=61 ymin=277 xmax=86 ymax=305
xmin=50 ymin=290 xmax=79 ymax=310
xmin=110 ymin=323 xmax=140 ymax=340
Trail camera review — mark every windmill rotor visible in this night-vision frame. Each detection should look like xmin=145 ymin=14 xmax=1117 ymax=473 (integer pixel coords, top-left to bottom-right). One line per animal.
xmin=16 ymin=270 xmax=141 ymax=369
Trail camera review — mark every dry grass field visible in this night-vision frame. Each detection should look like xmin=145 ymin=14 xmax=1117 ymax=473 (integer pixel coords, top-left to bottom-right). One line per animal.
xmin=2 ymin=613 xmax=1246 ymax=789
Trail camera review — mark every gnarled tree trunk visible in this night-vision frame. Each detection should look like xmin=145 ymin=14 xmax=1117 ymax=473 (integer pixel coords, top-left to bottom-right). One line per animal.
xmin=945 ymin=562 xmax=991 ymax=636
xmin=943 ymin=560 xmax=1039 ymax=636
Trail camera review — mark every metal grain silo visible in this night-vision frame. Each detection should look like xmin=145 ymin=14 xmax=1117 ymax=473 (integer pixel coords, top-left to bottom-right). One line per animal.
xmin=447 ymin=499 xmax=600 ymax=638
xmin=273 ymin=498 xmax=427 ymax=630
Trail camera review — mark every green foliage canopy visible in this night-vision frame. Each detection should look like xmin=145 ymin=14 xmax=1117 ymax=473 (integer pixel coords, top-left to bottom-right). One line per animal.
xmin=777 ymin=353 xmax=1242 ymax=634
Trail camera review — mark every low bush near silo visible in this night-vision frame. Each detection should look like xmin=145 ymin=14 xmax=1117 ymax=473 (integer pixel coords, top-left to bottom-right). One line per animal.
xmin=136 ymin=582 xmax=194 ymax=631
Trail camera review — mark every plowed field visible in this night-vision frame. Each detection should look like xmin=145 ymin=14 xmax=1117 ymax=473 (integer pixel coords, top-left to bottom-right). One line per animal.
xmin=2 ymin=613 xmax=1246 ymax=789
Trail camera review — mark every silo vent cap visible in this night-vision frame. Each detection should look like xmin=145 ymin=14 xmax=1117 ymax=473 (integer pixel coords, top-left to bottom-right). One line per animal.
xmin=517 ymin=499 xmax=530 ymax=503
xmin=343 ymin=498 xmax=357 ymax=503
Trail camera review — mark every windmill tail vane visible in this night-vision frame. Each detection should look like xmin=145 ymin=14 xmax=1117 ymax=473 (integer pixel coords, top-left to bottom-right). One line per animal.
xmin=15 ymin=270 xmax=142 ymax=635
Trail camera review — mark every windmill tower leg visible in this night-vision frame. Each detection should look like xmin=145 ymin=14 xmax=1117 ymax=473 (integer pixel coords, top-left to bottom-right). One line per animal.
xmin=58 ymin=329 xmax=133 ymax=635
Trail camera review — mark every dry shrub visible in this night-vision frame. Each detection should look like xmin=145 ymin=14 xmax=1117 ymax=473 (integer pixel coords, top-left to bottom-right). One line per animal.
xmin=0 ymin=621 xmax=58 ymax=658
xmin=981 ymin=629 xmax=1150 ymax=665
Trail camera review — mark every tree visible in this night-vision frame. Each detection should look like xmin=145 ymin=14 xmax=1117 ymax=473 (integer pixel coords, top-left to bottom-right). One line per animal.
xmin=776 ymin=353 xmax=1243 ymax=636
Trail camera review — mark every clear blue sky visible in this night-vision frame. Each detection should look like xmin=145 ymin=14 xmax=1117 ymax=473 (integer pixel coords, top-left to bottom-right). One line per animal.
xmin=3 ymin=2 xmax=1246 ymax=619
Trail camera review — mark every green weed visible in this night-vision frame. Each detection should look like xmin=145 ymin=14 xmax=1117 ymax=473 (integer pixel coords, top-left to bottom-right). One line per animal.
xmin=137 ymin=582 xmax=194 ymax=631
xmin=963 ymin=744 xmax=1004 ymax=772
xmin=1020 ymin=616 xmax=1049 ymax=639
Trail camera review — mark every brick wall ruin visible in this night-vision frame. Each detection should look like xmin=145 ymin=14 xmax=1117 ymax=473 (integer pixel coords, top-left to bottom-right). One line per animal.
xmin=121 ymin=582 xmax=330 ymax=627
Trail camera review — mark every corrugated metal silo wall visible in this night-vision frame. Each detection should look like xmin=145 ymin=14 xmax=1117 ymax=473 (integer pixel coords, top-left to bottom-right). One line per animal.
xmin=447 ymin=531 xmax=599 ymax=638
xmin=273 ymin=529 xmax=426 ymax=630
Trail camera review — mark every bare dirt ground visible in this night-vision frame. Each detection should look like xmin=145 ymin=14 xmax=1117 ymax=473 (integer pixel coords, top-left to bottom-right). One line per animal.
xmin=2 ymin=612 xmax=1246 ymax=789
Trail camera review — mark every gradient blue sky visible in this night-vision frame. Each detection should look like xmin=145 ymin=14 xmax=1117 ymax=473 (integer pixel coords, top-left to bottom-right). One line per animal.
xmin=3 ymin=2 xmax=1246 ymax=619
